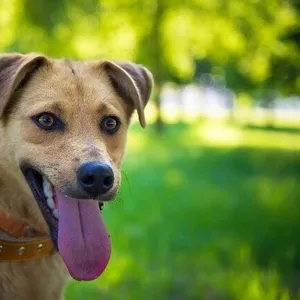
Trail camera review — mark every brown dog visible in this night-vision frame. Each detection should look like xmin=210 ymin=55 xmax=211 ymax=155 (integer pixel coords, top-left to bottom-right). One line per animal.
xmin=0 ymin=53 xmax=153 ymax=299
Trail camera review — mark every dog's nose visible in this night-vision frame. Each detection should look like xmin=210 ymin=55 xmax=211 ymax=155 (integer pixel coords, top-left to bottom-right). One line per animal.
xmin=77 ymin=162 xmax=114 ymax=197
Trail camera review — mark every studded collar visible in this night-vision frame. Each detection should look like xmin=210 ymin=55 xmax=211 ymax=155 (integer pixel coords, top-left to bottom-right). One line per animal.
xmin=0 ymin=210 xmax=54 ymax=261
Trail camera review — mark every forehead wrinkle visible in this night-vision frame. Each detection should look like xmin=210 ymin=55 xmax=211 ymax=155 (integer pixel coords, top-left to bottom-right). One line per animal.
xmin=56 ymin=61 xmax=85 ymax=107
xmin=98 ymin=90 xmax=114 ymax=106
xmin=63 ymin=59 xmax=76 ymax=76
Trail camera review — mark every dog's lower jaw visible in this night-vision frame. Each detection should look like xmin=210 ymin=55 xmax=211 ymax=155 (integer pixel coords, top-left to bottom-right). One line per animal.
xmin=0 ymin=252 xmax=69 ymax=300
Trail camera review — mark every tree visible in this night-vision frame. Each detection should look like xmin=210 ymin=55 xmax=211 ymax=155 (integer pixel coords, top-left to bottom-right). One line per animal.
xmin=0 ymin=0 xmax=299 ymax=131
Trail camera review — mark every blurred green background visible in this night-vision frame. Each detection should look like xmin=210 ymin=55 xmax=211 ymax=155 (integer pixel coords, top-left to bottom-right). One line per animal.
xmin=1 ymin=0 xmax=300 ymax=299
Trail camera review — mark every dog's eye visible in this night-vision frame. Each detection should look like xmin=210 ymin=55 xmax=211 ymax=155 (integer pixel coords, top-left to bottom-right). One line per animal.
xmin=32 ymin=113 xmax=63 ymax=131
xmin=101 ymin=116 xmax=120 ymax=135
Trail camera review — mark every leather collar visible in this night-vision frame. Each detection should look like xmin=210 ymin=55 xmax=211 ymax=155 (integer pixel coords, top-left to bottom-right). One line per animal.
xmin=0 ymin=210 xmax=54 ymax=261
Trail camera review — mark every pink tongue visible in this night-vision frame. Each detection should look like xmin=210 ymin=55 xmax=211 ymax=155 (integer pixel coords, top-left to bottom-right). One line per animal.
xmin=56 ymin=190 xmax=111 ymax=281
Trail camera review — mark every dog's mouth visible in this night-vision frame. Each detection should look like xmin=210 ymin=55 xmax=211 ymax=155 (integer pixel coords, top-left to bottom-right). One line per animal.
xmin=21 ymin=166 xmax=111 ymax=281
xmin=22 ymin=168 xmax=59 ymax=238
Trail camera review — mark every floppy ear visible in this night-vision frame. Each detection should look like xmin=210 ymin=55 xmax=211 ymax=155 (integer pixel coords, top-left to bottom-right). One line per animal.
xmin=103 ymin=61 xmax=153 ymax=128
xmin=0 ymin=53 xmax=47 ymax=117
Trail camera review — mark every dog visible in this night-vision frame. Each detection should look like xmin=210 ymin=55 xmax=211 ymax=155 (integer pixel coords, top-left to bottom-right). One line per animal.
xmin=0 ymin=53 xmax=153 ymax=299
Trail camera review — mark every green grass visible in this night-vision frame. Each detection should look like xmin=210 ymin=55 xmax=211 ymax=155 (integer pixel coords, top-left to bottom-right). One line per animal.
xmin=65 ymin=121 xmax=300 ymax=300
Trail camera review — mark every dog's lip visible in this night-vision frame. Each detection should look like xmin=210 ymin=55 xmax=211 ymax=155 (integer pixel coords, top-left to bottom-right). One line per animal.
xmin=21 ymin=165 xmax=59 ymax=247
xmin=22 ymin=167 xmax=45 ymax=200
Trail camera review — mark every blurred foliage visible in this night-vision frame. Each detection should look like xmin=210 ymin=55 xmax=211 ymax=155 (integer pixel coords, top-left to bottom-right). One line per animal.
xmin=65 ymin=121 xmax=300 ymax=299
xmin=0 ymin=0 xmax=299 ymax=94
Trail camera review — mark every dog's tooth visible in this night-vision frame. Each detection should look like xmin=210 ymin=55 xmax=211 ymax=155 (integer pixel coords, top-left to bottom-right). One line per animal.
xmin=47 ymin=196 xmax=55 ymax=210
xmin=43 ymin=177 xmax=49 ymax=193
xmin=42 ymin=177 xmax=49 ymax=195
xmin=47 ymin=188 xmax=53 ymax=198
xmin=44 ymin=188 xmax=49 ymax=198
xmin=52 ymin=209 xmax=59 ymax=219
xmin=42 ymin=177 xmax=53 ymax=198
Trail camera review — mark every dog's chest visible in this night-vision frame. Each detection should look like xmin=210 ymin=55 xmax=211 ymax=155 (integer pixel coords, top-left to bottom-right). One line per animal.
xmin=0 ymin=253 xmax=68 ymax=300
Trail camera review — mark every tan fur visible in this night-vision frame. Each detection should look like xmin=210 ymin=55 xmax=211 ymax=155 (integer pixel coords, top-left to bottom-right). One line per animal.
xmin=0 ymin=54 xmax=153 ymax=299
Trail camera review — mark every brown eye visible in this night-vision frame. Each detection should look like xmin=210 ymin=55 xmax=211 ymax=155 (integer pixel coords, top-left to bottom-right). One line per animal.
xmin=101 ymin=116 xmax=120 ymax=135
xmin=38 ymin=114 xmax=54 ymax=127
xmin=32 ymin=113 xmax=63 ymax=131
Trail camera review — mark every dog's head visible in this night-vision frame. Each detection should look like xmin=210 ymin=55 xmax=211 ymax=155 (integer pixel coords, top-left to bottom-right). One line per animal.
xmin=0 ymin=53 xmax=153 ymax=280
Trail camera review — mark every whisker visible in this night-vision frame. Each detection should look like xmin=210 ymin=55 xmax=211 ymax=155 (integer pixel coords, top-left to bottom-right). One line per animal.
xmin=121 ymin=170 xmax=133 ymax=200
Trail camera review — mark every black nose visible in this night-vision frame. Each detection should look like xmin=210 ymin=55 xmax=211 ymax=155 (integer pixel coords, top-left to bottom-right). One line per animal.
xmin=77 ymin=162 xmax=114 ymax=197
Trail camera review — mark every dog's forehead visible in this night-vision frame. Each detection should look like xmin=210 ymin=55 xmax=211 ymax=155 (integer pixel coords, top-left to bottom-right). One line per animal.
xmin=17 ymin=58 xmax=125 ymax=115
xmin=47 ymin=59 xmax=115 ymax=104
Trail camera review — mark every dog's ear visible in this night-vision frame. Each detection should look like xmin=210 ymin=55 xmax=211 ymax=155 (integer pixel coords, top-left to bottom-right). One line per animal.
xmin=0 ymin=53 xmax=47 ymax=117
xmin=103 ymin=61 xmax=153 ymax=128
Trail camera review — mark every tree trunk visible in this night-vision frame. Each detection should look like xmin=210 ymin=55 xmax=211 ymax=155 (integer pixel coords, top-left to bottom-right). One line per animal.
xmin=154 ymin=84 xmax=164 ymax=134
xmin=151 ymin=1 xmax=165 ymax=134
xmin=263 ymin=91 xmax=276 ymax=128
